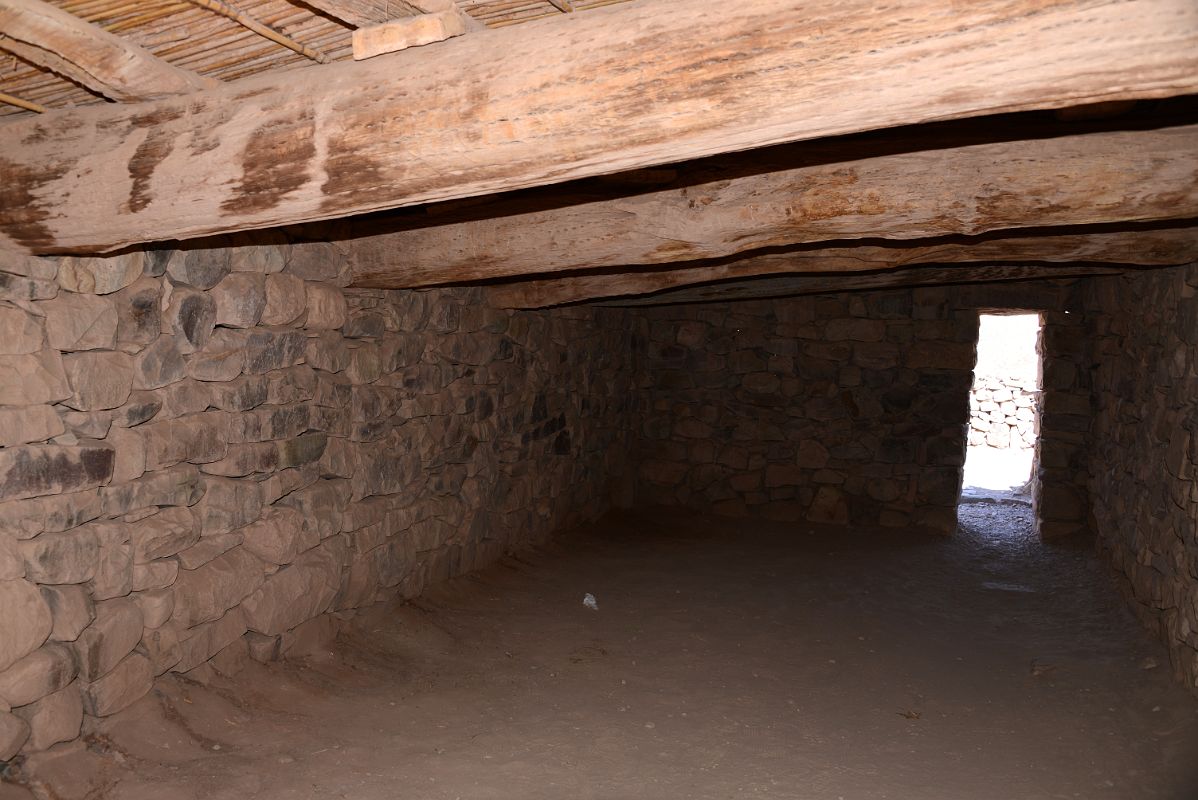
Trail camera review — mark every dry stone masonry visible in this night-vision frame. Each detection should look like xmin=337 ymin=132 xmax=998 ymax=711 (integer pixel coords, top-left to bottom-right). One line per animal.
xmin=2 ymin=236 xmax=1195 ymax=760
xmin=969 ymin=377 xmax=1038 ymax=450
xmin=1086 ymin=264 xmax=1198 ymax=691
xmin=0 ymin=242 xmax=635 ymax=759
xmin=630 ymin=288 xmax=979 ymax=534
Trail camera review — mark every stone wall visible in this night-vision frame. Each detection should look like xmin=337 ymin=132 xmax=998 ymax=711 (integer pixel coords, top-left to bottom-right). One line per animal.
xmin=968 ymin=376 xmax=1037 ymax=450
xmin=1085 ymin=264 xmax=1198 ymax=691
xmin=0 ymin=242 xmax=635 ymax=759
xmin=631 ymin=281 xmax=1090 ymax=540
xmin=632 ymin=289 xmax=979 ymax=534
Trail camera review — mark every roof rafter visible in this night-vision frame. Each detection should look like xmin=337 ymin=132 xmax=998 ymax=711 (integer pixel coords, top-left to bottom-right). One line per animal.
xmin=0 ymin=0 xmax=217 ymax=102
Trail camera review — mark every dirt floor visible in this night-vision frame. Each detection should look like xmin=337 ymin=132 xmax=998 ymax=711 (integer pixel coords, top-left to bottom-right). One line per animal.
xmin=4 ymin=505 xmax=1197 ymax=800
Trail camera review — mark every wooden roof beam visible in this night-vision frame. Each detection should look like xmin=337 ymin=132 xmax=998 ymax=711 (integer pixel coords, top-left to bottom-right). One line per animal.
xmin=2 ymin=0 xmax=1197 ymax=254
xmin=0 ymin=0 xmax=217 ymax=102
xmin=486 ymin=226 xmax=1198 ymax=308
xmin=597 ymin=263 xmax=1130 ymax=307
xmin=348 ymin=124 xmax=1198 ymax=287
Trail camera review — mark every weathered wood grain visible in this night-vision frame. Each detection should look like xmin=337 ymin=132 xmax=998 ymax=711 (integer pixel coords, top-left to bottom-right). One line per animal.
xmin=352 ymin=10 xmax=468 ymax=59
xmin=598 ymin=264 xmax=1130 ymax=306
xmin=485 ymin=226 xmax=1198 ymax=307
xmin=349 ymin=124 xmax=1198 ymax=286
xmin=2 ymin=0 xmax=1196 ymax=254
xmin=0 ymin=0 xmax=217 ymax=101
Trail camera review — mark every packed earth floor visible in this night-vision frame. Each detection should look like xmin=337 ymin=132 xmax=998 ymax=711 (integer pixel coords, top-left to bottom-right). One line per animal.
xmin=4 ymin=507 xmax=1197 ymax=800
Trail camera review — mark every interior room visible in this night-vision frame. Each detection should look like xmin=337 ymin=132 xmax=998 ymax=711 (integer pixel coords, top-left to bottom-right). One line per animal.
xmin=1 ymin=1 xmax=1197 ymax=798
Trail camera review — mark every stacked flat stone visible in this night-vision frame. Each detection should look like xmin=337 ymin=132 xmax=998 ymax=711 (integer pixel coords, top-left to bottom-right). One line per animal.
xmin=0 ymin=243 xmax=634 ymax=758
xmin=1086 ymin=264 xmax=1198 ymax=693
xmin=968 ymin=376 xmax=1039 ymax=449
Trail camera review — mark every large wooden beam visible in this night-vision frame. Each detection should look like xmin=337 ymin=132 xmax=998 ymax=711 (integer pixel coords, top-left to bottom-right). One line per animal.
xmin=486 ymin=226 xmax=1198 ymax=307
xmin=349 ymin=124 xmax=1198 ymax=286
xmin=0 ymin=0 xmax=217 ymax=102
xmin=2 ymin=0 xmax=1196 ymax=254
xmin=599 ymin=263 xmax=1130 ymax=306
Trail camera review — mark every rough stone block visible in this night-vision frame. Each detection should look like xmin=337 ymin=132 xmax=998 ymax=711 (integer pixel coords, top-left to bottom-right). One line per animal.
xmin=73 ymin=598 xmax=143 ymax=682
xmin=0 ymin=305 xmax=43 ymax=354
xmin=0 ymin=405 xmax=64 ymax=447
xmin=343 ymin=311 xmax=386 ymax=340
xmin=227 ymin=404 xmax=311 ymax=443
xmin=39 ymin=293 xmax=118 ymax=351
xmin=0 ymin=490 xmax=102 ymax=539
xmin=209 ymin=373 xmax=270 ymax=411
xmin=176 ymin=532 xmax=243 ymax=570
xmin=19 ymin=527 xmax=100 ymax=584
xmin=278 ymin=433 xmax=327 ymax=469
xmin=198 ymin=442 xmax=276 ymax=477
xmin=105 ymin=425 xmax=146 ymax=485
xmin=286 ymin=242 xmax=341 ymax=281
xmin=230 ymin=243 xmax=286 ymax=275
xmin=172 ymin=607 xmax=247 ymax=673
xmin=139 ymin=626 xmax=182 ymax=675
xmin=0 ymin=643 xmax=76 ymax=707
xmin=241 ymin=557 xmax=339 ymax=636
xmin=243 ymin=328 xmax=306 ymax=374
xmin=305 ymin=331 xmax=351 ymax=373
xmin=210 ymin=273 xmax=265 ymax=328
xmin=131 ymin=559 xmax=179 ymax=591
xmin=13 ymin=682 xmax=83 ymax=751
xmin=100 ymin=464 xmax=203 ymax=518
xmin=40 ymin=585 xmax=94 ymax=643
xmin=0 ymin=537 xmax=22 ymax=580
xmin=155 ymin=378 xmax=213 ymax=419
xmin=88 ymin=541 xmax=133 ymax=602
xmin=276 ymin=479 xmax=348 ymax=540
xmin=79 ymin=651 xmax=152 ymax=716
xmin=56 ymin=253 xmax=143 ymax=295
xmin=187 ymin=328 xmax=247 ymax=382
xmin=0 ymin=579 xmax=53 ymax=673
xmin=240 ymin=506 xmax=315 ymax=565
xmin=0 ymin=443 xmax=114 ymax=503
xmin=62 ymin=350 xmax=134 ymax=411
xmin=172 ymin=546 xmax=265 ymax=629
xmin=260 ymin=273 xmax=306 ymax=326
xmin=0 ymin=711 xmax=30 ymax=760
xmin=141 ymin=412 xmax=229 ymax=470
xmin=303 ymin=284 xmax=348 ymax=330
xmin=345 ymin=344 xmax=383 ymax=384
xmin=165 ymin=248 xmax=231 ymax=290
xmin=131 ymin=588 xmax=175 ymax=630
xmin=163 ymin=285 xmax=216 ymax=354
xmin=132 ymin=336 xmax=186 ymax=390
xmin=112 ymin=276 xmax=163 ymax=347
xmin=0 ymin=250 xmax=56 ymax=280
xmin=130 ymin=507 xmax=199 ymax=563
xmin=190 ymin=477 xmax=262 ymax=536
xmin=0 ymin=350 xmax=71 ymax=405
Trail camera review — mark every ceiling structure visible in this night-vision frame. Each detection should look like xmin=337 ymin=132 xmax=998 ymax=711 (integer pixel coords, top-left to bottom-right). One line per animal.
xmin=0 ymin=0 xmax=617 ymax=116
xmin=0 ymin=0 xmax=1196 ymax=308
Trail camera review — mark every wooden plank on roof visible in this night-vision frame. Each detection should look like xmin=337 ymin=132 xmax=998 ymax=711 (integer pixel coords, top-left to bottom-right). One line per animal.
xmin=0 ymin=0 xmax=217 ymax=102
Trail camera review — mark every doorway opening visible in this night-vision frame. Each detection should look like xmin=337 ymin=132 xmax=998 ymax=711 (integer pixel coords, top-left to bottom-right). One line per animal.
xmin=959 ymin=312 xmax=1042 ymax=541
